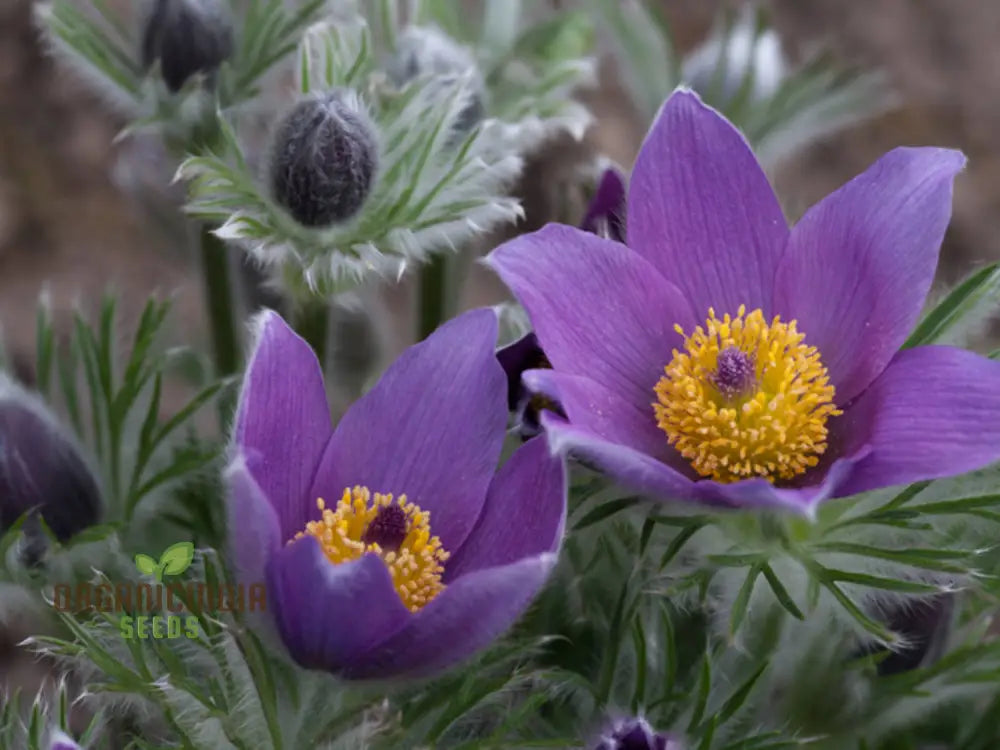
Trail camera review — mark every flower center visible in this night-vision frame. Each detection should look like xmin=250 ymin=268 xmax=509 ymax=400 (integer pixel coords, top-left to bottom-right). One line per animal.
xmin=293 ymin=487 xmax=449 ymax=611
xmin=653 ymin=305 xmax=841 ymax=483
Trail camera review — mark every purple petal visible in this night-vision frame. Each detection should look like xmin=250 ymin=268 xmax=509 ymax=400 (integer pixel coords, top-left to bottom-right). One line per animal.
xmin=486 ymin=224 xmax=695 ymax=416
xmin=496 ymin=332 xmax=547 ymax=411
xmin=311 ymin=309 xmax=507 ymax=553
xmin=224 ymin=456 xmax=280 ymax=588
xmin=835 ymin=346 xmax=1000 ymax=497
xmin=49 ymin=731 xmax=81 ymax=750
xmin=535 ymin=410 xmax=869 ymax=516
xmin=232 ymin=311 xmax=333 ymax=540
xmin=267 ymin=536 xmax=410 ymax=673
xmin=773 ymin=147 xmax=966 ymax=403
xmin=628 ymin=89 xmax=788 ymax=318
xmin=446 ymin=436 xmax=566 ymax=580
xmin=342 ymin=552 xmax=557 ymax=679
xmin=522 ymin=368 xmax=673 ymax=465
xmin=581 ymin=167 xmax=627 ymax=243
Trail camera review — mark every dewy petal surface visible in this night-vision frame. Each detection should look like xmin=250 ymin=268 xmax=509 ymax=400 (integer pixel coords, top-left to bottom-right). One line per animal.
xmin=446 ymin=436 xmax=565 ymax=580
xmin=233 ymin=311 xmax=332 ymax=538
xmin=342 ymin=552 xmax=557 ymax=679
xmin=835 ymin=346 xmax=1000 ymax=497
xmin=310 ymin=309 xmax=507 ymax=553
xmin=628 ymin=89 xmax=788 ymax=317
xmin=267 ymin=536 xmax=410 ymax=673
xmin=224 ymin=456 xmax=280 ymax=587
xmin=487 ymin=224 xmax=695 ymax=414
xmin=774 ymin=147 xmax=966 ymax=403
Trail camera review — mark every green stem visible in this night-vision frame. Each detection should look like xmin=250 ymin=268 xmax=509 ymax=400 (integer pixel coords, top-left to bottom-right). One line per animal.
xmin=293 ymin=300 xmax=330 ymax=369
xmin=198 ymin=225 xmax=242 ymax=377
xmin=418 ymin=253 xmax=450 ymax=340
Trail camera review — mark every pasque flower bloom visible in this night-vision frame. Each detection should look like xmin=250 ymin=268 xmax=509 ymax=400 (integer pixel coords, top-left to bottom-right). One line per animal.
xmin=488 ymin=88 xmax=1000 ymax=514
xmin=225 ymin=309 xmax=565 ymax=678
xmin=593 ymin=717 xmax=681 ymax=750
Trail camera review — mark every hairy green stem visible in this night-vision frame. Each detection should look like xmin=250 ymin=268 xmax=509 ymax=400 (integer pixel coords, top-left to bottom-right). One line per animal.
xmin=293 ymin=300 xmax=330 ymax=369
xmin=199 ymin=225 xmax=242 ymax=377
xmin=418 ymin=253 xmax=450 ymax=341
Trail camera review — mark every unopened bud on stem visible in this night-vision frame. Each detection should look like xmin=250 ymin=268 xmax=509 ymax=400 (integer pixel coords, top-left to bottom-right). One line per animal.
xmin=0 ymin=373 xmax=101 ymax=547
xmin=268 ymin=91 xmax=379 ymax=228
xmin=141 ymin=0 xmax=234 ymax=93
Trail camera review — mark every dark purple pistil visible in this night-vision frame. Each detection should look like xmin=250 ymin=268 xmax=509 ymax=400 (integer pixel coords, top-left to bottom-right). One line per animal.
xmin=361 ymin=504 xmax=409 ymax=551
xmin=710 ymin=346 xmax=757 ymax=400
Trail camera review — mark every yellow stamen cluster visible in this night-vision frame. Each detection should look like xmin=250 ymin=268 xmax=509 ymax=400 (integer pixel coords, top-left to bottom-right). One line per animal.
xmin=653 ymin=305 xmax=841 ymax=483
xmin=293 ymin=487 xmax=449 ymax=611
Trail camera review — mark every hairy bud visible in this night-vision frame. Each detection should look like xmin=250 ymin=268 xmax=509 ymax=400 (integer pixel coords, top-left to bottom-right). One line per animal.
xmin=269 ymin=91 xmax=379 ymax=228
xmin=141 ymin=0 xmax=234 ymax=93
xmin=878 ymin=595 xmax=954 ymax=675
xmin=387 ymin=26 xmax=485 ymax=135
xmin=593 ymin=718 xmax=681 ymax=750
xmin=0 ymin=373 xmax=101 ymax=546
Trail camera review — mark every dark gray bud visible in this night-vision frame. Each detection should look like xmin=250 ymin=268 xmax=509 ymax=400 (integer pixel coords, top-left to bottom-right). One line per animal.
xmin=878 ymin=595 xmax=954 ymax=675
xmin=593 ymin=718 xmax=682 ymax=750
xmin=387 ymin=26 xmax=485 ymax=136
xmin=141 ymin=0 xmax=234 ymax=93
xmin=0 ymin=374 xmax=101 ymax=545
xmin=269 ymin=91 xmax=379 ymax=228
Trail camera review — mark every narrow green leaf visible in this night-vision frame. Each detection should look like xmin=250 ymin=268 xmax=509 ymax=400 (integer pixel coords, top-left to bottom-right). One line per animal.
xmin=905 ymin=263 xmax=1000 ymax=347
xmin=572 ymin=496 xmax=642 ymax=530
xmin=716 ymin=662 xmax=768 ymax=725
xmin=730 ymin=563 xmax=763 ymax=636
xmin=761 ymin=563 xmax=805 ymax=620
xmin=686 ymin=652 xmax=712 ymax=733
xmin=659 ymin=522 xmax=706 ymax=570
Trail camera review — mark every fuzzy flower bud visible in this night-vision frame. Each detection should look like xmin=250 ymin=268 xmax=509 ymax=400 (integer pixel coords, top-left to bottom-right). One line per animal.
xmin=593 ymin=717 xmax=681 ymax=750
xmin=878 ymin=595 xmax=954 ymax=675
xmin=387 ymin=26 xmax=486 ymax=135
xmin=268 ymin=91 xmax=379 ymax=228
xmin=0 ymin=373 xmax=101 ymax=546
xmin=140 ymin=0 xmax=234 ymax=93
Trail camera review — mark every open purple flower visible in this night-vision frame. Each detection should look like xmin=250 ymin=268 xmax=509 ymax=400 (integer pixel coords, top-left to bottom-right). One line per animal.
xmin=593 ymin=717 xmax=682 ymax=750
xmin=498 ymin=167 xmax=626 ymax=437
xmin=225 ymin=308 xmax=565 ymax=679
xmin=487 ymin=88 xmax=1000 ymax=515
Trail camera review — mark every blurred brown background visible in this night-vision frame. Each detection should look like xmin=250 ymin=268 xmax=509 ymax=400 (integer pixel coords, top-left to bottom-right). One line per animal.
xmin=2 ymin=0 xmax=999 ymax=378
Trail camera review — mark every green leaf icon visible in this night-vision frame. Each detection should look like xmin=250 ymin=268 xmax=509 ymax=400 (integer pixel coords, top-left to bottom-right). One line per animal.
xmin=159 ymin=542 xmax=195 ymax=576
xmin=135 ymin=553 xmax=157 ymax=576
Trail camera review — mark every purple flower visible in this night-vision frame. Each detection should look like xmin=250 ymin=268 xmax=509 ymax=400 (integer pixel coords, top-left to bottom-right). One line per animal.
xmin=225 ymin=309 xmax=566 ymax=679
xmin=0 ymin=373 xmax=101 ymax=545
xmin=49 ymin=732 xmax=81 ymax=750
xmin=593 ymin=717 xmax=682 ymax=750
xmin=498 ymin=167 xmax=626 ymax=436
xmin=487 ymin=88 xmax=1000 ymax=515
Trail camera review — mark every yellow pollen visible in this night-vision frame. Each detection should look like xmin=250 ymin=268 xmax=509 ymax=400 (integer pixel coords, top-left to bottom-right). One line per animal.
xmin=653 ymin=305 xmax=841 ymax=483
xmin=292 ymin=486 xmax=449 ymax=612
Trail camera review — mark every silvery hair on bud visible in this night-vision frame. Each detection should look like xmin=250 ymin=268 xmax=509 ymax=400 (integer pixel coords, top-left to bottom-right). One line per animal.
xmin=268 ymin=90 xmax=379 ymax=228
xmin=140 ymin=0 xmax=234 ymax=93
xmin=386 ymin=26 xmax=486 ymax=135
xmin=0 ymin=372 xmax=101 ymax=551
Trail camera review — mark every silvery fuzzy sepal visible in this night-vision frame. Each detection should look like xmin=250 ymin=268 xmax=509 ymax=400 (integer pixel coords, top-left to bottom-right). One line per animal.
xmin=180 ymin=18 xmax=525 ymax=296
xmin=405 ymin=0 xmax=597 ymax=153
